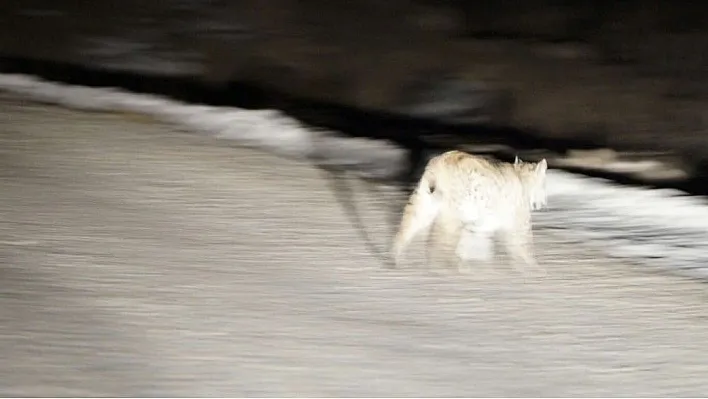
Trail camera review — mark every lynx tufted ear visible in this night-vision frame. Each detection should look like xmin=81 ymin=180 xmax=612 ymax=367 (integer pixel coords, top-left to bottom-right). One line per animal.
xmin=535 ymin=159 xmax=548 ymax=175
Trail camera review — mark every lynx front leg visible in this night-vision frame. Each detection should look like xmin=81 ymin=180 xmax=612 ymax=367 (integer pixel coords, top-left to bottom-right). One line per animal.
xmin=455 ymin=228 xmax=495 ymax=275
xmin=502 ymin=225 xmax=546 ymax=278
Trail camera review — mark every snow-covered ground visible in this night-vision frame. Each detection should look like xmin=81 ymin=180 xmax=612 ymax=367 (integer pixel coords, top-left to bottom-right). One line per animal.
xmin=5 ymin=79 xmax=708 ymax=396
xmin=1 ymin=73 xmax=708 ymax=279
xmin=542 ymin=171 xmax=708 ymax=277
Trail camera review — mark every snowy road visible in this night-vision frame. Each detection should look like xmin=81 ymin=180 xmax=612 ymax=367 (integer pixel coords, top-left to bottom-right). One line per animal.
xmin=2 ymin=92 xmax=708 ymax=396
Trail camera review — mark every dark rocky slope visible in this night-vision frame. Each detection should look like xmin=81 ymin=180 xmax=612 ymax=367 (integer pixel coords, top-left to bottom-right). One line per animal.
xmin=2 ymin=0 xmax=708 ymax=192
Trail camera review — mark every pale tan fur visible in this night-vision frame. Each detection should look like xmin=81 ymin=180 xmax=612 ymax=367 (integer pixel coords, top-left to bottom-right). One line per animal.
xmin=391 ymin=150 xmax=548 ymax=276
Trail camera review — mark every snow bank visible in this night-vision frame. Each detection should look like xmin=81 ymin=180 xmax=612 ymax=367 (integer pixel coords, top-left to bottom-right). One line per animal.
xmin=541 ymin=170 xmax=708 ymax=277
xmin=1 ymin=72 xmax=708 ymax=277
xmin=0 ymin=73 xmax=407 ymax=181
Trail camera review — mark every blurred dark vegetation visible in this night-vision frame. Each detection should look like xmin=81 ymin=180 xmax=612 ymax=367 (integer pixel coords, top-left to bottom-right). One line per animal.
xmin=2 ymin=0 xmax=708 ymax=172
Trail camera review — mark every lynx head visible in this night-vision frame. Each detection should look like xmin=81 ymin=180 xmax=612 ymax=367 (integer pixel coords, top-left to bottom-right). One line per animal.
xmin=514 ymin=156 xmax=548 ymax=211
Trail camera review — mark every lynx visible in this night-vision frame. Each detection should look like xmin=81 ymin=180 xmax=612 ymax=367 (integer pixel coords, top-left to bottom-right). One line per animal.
xmin=391 ymin=150 xmax=548 ymax=276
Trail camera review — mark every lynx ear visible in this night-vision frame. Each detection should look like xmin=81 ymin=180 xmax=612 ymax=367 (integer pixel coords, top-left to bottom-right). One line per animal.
xmin=535 ymin=159 xmax=548 ymax=175
xmin=514 ymin=155 xmax=521 ymax=165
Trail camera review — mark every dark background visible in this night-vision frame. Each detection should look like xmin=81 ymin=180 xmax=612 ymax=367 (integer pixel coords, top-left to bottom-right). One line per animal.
xmin=2 ymin=0 xmax=708 ymax=177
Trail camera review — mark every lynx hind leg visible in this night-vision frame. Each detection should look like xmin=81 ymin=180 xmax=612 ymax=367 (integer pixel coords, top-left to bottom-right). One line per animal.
xmin=501 ymin=222 xmax=546 ymax=278
xmin=392 ymin=184 xmax=440 ymax=267
xmin=425 ymin=214 xmax=464 ymax=271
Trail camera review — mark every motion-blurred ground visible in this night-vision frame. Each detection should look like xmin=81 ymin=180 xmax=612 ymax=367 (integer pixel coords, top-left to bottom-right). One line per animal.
xmin=2 ymin=93 xmax=708 ymax=396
